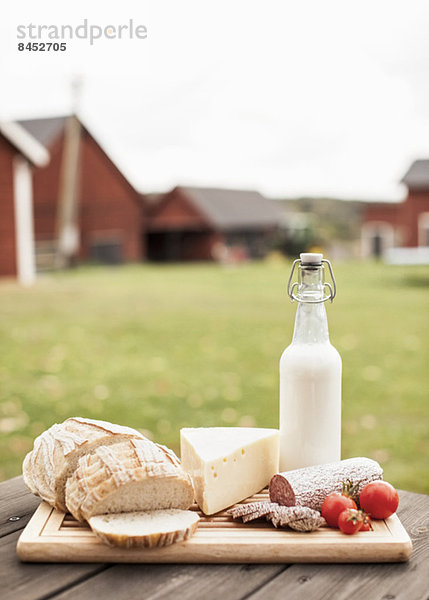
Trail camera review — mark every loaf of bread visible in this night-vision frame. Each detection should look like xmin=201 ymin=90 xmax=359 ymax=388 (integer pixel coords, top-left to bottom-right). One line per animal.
xmin=89 ymin=509 xmax=200 ymax=548
xmin=65 ymin=438 xmax=194 ymax=522
xmin=23 ymin=417 xmax=198 ymax=548
xmin=22 ymin=417 xmax=144 ymax=511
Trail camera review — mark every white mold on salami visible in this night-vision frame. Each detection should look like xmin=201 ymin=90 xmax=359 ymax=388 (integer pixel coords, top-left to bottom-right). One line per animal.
xmin=229 ymin=502 xmax=325 ymax=532
xmin=288 ymin=515 xmax=326 ymax=532
xmin=269 ymin=457 xmax=383 ymax=511
xmin=242 ymin=511 xmax=266 ymax=523
xmin=228 ymin=502 xmax=279 ymax=521
xmin=270 ymin=505 xmax=322 ymax=529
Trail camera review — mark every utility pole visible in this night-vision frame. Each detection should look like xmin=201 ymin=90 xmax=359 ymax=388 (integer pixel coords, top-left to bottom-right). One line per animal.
xmin=55 ymin=75 xmax=83 ymax=268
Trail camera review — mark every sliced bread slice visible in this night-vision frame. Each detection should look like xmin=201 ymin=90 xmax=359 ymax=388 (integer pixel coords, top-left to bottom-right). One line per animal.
xmin=23 ymin=417 xmax=144 ymax=511
xmin=89 ymin=509 xmax=200 ymax=548
xmin=65 ymin=438 xmax=194 ymax=522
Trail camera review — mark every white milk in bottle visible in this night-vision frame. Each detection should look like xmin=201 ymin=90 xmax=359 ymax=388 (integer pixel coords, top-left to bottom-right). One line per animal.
xmin=279 ymin=253 xmax=341 ymax=471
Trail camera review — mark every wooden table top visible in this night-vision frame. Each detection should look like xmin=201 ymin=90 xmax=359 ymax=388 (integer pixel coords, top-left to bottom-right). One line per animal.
xmin=2 ymin=476 xmax=429 ymax=600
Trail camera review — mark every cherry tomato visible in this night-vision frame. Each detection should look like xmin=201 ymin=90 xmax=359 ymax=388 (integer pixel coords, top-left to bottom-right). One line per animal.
xmin=321 ymin=493 xmax=357 ymax=528
xmin=359 ymin=512 xmax=372 ymax=531
xmin=338 ymin=509 xmax=364 ymax=535
xmin=359 ymin=481 xmax=399 ymax=519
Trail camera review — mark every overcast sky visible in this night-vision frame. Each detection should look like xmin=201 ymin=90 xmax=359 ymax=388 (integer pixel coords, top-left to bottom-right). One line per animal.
xmin=2 ymin=0 xmax=429 ymax=200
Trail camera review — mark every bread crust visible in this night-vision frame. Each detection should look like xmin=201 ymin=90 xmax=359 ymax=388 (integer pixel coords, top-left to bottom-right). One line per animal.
xmin=66 ymin=438 xmax=194 ymax=522
xmin=23 ymin=417 xmax=144 ymax=510
xmin=89 ymin=510 xmax=200 ymax=548
xmin=22 ymin=451 xmax=38 ymax=495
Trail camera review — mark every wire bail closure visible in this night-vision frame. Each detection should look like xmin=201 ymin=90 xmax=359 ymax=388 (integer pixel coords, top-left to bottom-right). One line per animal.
xmin=287 ymin=258 xmax=337 ymax=303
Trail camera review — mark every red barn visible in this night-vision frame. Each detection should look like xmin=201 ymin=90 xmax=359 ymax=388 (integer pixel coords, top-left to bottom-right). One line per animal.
xmin=362 ymin=160 xmax=429 ymax=258
xmin=19 ymin=115 xmax=144 ymax=268
xmin=0 ymin=122 xmax=49 ymax=284
xmin=147 ymin=186 xmax=283 ymax=261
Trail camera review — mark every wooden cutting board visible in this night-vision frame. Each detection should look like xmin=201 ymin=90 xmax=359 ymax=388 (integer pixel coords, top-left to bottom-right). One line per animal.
xmin=17 ymin=491 xmax=412 ymax=563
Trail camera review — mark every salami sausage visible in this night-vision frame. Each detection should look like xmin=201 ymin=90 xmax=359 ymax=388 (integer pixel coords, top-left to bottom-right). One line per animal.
xmin=229 ymin=502 xmax=325 ymax=531
xmin=228 ymin=502 xmax=279 ymax=521
xmin=289 ymin=515 xmax=326 ymax=532
xmin=270 ymin=505 xmax=324 ymax=528
xmin=269 ymin=457 xmax=383 ymax=511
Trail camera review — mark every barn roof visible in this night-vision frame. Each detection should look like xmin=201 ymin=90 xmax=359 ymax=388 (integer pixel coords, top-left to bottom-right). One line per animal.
xmin=18 ymin=116 xmax=67 ymax=147
xmin=0 ymin=122 xmax=49 ymax=167
xmin=18 ymin=115 xmax=141 ymax=197
xmin=176 ymin=186 xmax=283 ymax=230
xmin=401 ymin=159 xmax=429 ymax=189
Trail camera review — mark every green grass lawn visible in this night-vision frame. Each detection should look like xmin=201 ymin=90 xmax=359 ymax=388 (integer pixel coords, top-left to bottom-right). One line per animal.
xmin=1 ymin=260 xmax=428 ymax=493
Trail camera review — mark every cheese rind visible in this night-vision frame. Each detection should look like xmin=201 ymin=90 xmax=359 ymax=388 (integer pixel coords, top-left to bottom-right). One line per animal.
xmin=180 ymin=427 xmax=279 ymax=515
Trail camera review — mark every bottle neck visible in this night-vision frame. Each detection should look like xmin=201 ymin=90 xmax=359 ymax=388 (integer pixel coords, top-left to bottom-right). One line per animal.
xmin=292 ymin=265 xmax=330 ymax=344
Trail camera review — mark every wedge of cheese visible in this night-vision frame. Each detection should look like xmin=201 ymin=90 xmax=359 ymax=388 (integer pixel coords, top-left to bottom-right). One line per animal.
xmin=180 ymin=427 xmax=279 ymax=515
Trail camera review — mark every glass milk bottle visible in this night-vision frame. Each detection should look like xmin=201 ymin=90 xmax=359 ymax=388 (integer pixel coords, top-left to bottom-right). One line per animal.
xmin=279 ymin=253 xmax=342 ymax=472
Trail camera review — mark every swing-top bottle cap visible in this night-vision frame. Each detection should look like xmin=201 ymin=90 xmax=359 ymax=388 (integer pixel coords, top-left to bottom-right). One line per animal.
xmin=300 ymin=252 xmax=323 ymax=266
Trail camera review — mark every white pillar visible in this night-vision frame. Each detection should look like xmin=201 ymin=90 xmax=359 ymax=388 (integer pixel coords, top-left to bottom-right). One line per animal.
xmin=13 ymin=156 xmax=36 ymax=286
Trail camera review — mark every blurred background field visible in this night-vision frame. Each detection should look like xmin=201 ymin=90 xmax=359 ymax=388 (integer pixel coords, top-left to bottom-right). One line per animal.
xmin=0 ymin=259 xmax=428 ymax=493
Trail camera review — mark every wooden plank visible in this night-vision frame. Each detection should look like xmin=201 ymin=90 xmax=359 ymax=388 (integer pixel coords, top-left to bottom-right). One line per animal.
xmin=50 ymin=563 xmax=287 ymax=600
xmin=1 ymin=529 xmax=110 ymax=600
xmin=0 ymin=478 xmax=110 ymax=600
xmin=0 ymin=476 xmax=40 ymax=538
xmin=246 ymin=490 xmax=429 ymax=600
xmin=17 ymin=492 xmax=412 ymax=564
